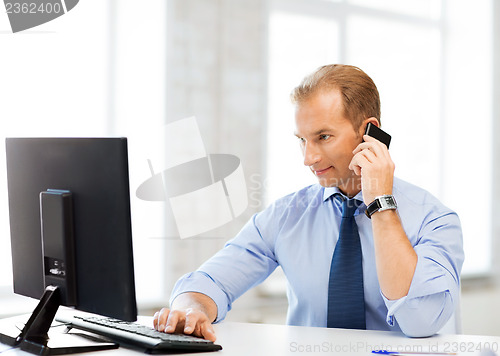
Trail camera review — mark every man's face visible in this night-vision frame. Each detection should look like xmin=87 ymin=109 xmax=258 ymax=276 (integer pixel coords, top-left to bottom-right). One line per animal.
xmin=294 ymin=90 xmax=364 ymax=195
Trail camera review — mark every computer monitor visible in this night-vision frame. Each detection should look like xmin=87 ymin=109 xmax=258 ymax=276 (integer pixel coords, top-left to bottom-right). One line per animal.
xmin=1 ymin=137 xmax=138 ymax=354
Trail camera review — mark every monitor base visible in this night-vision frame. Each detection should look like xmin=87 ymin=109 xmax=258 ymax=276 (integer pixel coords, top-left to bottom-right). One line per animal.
xmin=21 ymin=331 xmax=118 ymax=355
xmin=0 ymin=286 xmax=118 ymax=355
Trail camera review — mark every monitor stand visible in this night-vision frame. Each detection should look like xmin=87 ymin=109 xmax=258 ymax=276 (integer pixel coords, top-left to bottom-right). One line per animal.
xmin=0 ymin=286 xmax=118 ymax=355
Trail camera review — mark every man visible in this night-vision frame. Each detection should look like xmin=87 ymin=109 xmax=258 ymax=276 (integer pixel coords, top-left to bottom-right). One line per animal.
xmin=153 ymin=64 xmax=464 ymax=340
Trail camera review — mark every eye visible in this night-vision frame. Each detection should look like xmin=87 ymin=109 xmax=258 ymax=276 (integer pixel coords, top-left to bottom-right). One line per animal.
xmin=319 ymin=134 xmax=331 ymax=141
xmin=296 ymin=136 xmax=306 ymax=144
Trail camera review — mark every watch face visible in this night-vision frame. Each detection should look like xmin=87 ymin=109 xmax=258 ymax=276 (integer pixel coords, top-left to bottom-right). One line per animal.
xmin=380 ymin=195 xmax=396 ymax=209
xmin=366 ymin=195 xmax=397 ymax=218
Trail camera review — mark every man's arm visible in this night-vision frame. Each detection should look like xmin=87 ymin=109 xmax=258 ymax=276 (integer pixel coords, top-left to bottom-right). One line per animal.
xmin=153 ymin=210 xmax=281 ymax=341
xmin=153 ymin=292 xmax=217 ymax=342
xmin=350 ymin=133 xmax=463 ymax=337
xmin=370 ymin=209 xmax=417 ymax=300
xmin=350 ymin=133 xmax=417 ymax=300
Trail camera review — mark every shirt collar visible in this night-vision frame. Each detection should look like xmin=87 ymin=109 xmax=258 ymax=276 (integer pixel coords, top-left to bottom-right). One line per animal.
xmin=323 ymin=186 xmax=365 ymax=205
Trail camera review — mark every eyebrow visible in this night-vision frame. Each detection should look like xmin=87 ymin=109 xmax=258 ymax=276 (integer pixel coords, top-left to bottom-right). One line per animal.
xmin=294 ymin=129 xmax=333 ymax=138
xmin=313 ymin=129 xmax=333 ymax=136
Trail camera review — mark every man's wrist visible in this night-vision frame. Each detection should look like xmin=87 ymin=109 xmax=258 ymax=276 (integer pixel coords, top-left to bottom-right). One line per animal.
xmin=365 ymin=194 xmax=397 ymax=218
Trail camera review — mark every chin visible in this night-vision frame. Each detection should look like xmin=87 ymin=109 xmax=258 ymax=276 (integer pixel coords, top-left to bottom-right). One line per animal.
xmin=316 ymin=177 xmax=339 ymax=188
xmin=316 ymin=174 xmax=359 ymax=191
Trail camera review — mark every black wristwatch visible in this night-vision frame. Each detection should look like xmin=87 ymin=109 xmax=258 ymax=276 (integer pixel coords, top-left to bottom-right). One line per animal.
xmin=365 ymin=195 xmax=397 ymax=219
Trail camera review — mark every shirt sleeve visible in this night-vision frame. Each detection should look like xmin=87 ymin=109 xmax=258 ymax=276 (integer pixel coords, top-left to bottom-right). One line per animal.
xmin=382 ymin=210 xmax=464 ymax=337
xmin=169 ymin=212 xmax=279 ymax=323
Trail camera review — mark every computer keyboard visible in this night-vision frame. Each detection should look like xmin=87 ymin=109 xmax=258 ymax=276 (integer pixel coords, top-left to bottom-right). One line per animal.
xmin=59 ymin=315 xmax=222 ymax=354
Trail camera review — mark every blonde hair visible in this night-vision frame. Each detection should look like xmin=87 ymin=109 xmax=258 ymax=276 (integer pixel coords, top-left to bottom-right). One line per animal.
xmin=290 ymin=64 xmax=381 ymax=130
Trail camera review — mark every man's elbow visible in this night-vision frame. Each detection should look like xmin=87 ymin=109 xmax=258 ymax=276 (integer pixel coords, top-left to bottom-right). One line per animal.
xmin=399 ymin=323 xmax=440 ymax=338
xmin=397 ymin=294 xmax=456 ymax=337
xmin=397 ymin=308 xmax=454 ymax=338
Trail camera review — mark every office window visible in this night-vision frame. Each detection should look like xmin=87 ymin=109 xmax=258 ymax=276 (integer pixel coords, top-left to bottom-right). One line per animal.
xmin=267 ymin=0 xmax=492 ymax=276
xmin=267 ymin=12 xmax=340 ymax=199
xmin=0 ymin=0 xmax=168 ymax=311
xmin=0 ymin=6 xmax=110 ymax=288
xmin=348 ymin=0 xmax=441 ymax=19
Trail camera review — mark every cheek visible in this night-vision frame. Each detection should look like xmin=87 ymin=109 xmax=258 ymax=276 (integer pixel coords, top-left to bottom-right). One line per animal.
xmin=327 ymin=143 xmax=353 ymax=163
xmin=340 ymin=137 xmax=360 ymax=158
xmin=329 ymin=148 xmax=356 ymax=173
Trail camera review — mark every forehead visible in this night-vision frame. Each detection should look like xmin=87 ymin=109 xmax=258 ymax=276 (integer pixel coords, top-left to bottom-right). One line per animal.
xmin=294 ymin=90 xmax=352 ymax=134
xmin=298 ymin=89 xmax=343 ymax=113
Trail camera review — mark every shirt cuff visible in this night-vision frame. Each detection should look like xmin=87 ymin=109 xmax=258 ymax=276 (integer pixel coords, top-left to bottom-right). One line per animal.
xmin=381 ymin=293 xmax=408 ymax=327
xmin=169 ymin=271 xmax=230 ymax=323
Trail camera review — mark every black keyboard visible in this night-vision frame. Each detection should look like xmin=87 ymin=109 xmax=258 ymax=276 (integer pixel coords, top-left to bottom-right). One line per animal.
xmin=59 ymin=315 xmax=222 ymax=354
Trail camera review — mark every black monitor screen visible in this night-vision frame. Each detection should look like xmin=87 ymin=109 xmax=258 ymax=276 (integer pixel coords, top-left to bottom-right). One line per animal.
xmin=5 ymin=137 xmax=137 ymax=322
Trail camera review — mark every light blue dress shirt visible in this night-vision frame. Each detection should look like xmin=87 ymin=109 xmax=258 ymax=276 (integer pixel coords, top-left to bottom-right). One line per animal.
xmin=170 ymin=177 xmax=464 ymax=337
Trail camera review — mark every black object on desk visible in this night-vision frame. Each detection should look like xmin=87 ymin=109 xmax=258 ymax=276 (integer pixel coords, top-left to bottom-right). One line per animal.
xmin=57 ymin=315 xmax=222 ymax=354
xmin=1 ymin=138 xmax=222 ymax=354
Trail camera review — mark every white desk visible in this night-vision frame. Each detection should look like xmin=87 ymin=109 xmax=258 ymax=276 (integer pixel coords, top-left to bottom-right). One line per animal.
xmin=1 ymin=315 xmax=499 ymax=356
xmin=213 ymin=322 xmax=500 ymax=355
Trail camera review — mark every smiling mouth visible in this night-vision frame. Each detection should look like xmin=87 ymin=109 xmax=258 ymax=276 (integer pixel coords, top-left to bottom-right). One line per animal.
xmin=312 ymin=167 xmax=332 ymax=176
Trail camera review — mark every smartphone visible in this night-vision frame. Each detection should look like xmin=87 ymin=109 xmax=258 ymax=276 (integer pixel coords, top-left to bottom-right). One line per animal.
xmin=364 ymin=122 xmax=391 ymax=148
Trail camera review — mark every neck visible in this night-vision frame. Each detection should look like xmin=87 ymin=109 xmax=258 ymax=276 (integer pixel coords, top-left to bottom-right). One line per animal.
xmin=336 ymin=176 xmax=362 ymax=198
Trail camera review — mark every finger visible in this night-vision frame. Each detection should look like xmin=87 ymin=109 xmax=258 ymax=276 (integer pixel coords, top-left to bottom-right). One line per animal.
xmin=352 ymin=141 xmax=370 ymax=155
xmin=362 ymin=135 xmax=395 ymax=169
xmin=355 ymin=135 xmax=387 ymax=153
xmin=153 ymin=311 xmax=159 ymax=329
xmin=362 ymin=134 xmax=378 ymax=143
xmin=349 ymin=160 xmax=362 ymax=176
xmin=352 ymin=142 xmax=380 ymax=157
xmin=362 ymin=135 xmax=388 ymax=157
xmin=350 ymin=158 xmax=362 ymax=175
xmin=349 ymin=151 xmax=371 ymax=172
xmin=183 ymin=311 xmax=198 ymax=334
xmin=155 ymin=308 xmax=170 ymax=332
xmin=200 ymin=322 xmax=217 ymax=342
xmin=166 ymin=310 xmax=184 ymax=333
xmin=357 ymin=147 xmax=377 ymax=164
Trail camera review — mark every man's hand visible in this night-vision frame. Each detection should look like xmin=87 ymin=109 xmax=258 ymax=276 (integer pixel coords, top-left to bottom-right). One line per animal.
xmin=153 ymin=292 xmax=217 ymax=342
xmin=153 ymin=307 xmax=216 ymax=341
xmin=349 ymin=134 xmax=395 ymax=205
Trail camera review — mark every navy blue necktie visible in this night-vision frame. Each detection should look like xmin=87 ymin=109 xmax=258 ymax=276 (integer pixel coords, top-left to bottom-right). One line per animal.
xmin=327 ymin=197 xmax=366 ymax=329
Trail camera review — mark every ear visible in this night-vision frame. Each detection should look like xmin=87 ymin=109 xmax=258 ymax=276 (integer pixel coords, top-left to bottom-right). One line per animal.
xmin=358 ymin=117 xmax=381 ymax=136
xmin=367 ymin=117 xmax=380 ymax=127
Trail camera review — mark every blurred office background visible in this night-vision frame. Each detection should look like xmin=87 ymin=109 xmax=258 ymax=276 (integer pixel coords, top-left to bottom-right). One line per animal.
xmin=0 ymin=0 xmax=499 ymax=336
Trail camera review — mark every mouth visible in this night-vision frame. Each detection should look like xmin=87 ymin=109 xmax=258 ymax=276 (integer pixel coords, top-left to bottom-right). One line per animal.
xmin=312 ymin=167 xmax=332 ymax=176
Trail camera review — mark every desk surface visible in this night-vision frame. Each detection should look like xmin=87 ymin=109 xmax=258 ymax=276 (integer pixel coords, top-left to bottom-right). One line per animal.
xmin=1 ymin=315 xmax=499 ymax=356
xmin=213 ymin=321 xmax=500 ymax=355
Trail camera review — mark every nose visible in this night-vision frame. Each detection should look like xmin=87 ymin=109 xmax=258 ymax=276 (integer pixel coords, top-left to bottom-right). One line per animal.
xmin=302 ymin=142 xmax=321 ymax=167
